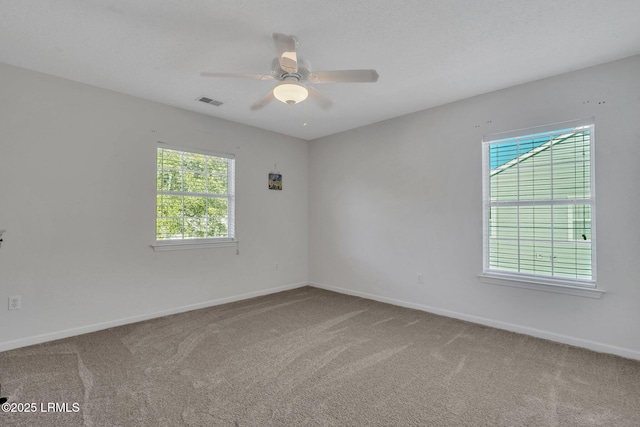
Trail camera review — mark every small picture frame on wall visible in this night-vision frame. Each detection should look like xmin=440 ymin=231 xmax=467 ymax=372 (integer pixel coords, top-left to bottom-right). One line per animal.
xmin=269 ymin=173 xmax=282 ymax=190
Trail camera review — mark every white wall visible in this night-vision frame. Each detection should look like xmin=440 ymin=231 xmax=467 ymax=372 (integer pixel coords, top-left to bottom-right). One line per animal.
xmin=309 ymin=55 xmax=640 ymax=359
xmin=0 ymin=62 xmax=308 ymax=350
xmin=3 ymin=55 xmax=640 ymax=359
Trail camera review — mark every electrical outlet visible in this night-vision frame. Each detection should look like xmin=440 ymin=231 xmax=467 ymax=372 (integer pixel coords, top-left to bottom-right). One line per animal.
xmin=417 ymin=273 xmax=424 ymax=284
xmin=8 ymin=295 xmax=21 ymax=310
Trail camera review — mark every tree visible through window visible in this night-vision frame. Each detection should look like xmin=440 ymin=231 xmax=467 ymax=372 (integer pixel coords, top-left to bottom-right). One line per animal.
xmin=156 ymin=145 xmax=235 ymax=241
xmin=482 ymin=120 xmax=595 ymax=286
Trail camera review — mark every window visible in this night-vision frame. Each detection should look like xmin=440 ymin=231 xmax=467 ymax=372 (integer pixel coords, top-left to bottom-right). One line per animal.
xmin=154 ymin=144 xmax=235 ymax=250
xmin=481 ymin=119 xmax=596 ymax=289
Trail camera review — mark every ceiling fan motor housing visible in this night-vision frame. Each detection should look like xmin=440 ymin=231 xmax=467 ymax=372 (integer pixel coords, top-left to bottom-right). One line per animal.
xmin=270 ymin=58 xmax=310 ymax=82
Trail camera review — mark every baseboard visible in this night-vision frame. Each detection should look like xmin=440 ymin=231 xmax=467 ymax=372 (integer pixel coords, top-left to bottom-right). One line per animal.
xmin=0 ymin=282 xmax=308 ymax=353
xmin=310 ymin=282 xmax=640 ymax=361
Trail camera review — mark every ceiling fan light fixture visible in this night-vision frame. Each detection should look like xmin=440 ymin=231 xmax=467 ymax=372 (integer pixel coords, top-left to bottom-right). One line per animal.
xmin=202 ymin=33 xmax=378 ymax=110
xmin=273 ymin=83 xmax=308 ymax=105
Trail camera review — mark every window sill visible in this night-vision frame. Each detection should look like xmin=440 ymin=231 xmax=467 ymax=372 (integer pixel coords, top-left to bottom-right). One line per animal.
xmin=478 ymin=273 xmax=605 ymax=299
xmin=151 ymin=239 xmax=238 ymax=252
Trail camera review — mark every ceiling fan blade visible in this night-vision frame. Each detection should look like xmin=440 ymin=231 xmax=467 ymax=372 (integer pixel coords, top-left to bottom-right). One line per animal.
xmin=272 ymin=33 xmax=298 ymax=74
xmin=201 ymin=72 xmax=273 ymax=81
xmin=307 ymin=87 xmax=332 ymax=109
xmin=250 ymin=89 xmax=274 ymax=110
xmin=308 ymin=69 xmax=379 ymax=83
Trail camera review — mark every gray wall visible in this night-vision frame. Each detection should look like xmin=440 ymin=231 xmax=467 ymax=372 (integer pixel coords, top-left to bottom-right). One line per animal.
xmin=0 ymin=62 xmax=309 ymax=350
xmin=309 ymin=55 xmax=640 ymax=359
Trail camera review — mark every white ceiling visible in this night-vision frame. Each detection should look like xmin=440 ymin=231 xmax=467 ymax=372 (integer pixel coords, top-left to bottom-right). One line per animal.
xmin=2 ymin=1 xmax=640 ymax=140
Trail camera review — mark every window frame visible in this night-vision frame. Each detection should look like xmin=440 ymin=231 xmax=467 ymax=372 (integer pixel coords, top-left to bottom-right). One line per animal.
xmin=152 ymin=142 xmax=236 ymax=252
xmin=479 ymin=119 xmax=601 ymax=296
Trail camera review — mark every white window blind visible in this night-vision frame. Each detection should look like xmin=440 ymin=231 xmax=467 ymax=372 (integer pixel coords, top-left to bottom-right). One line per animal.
xmin=482 ymin=119 xmax=595 ymax=287
xmin=156 ymin=144 xmax=235 ymax=242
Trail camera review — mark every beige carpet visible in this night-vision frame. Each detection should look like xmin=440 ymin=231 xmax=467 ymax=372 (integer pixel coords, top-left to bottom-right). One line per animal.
xmin=1 ymin=286 xmax=639 ymax=426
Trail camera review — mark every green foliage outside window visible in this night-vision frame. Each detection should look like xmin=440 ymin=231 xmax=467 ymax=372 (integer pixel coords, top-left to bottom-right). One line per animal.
xmin=156 ymin=147 xmax=234 ymax=240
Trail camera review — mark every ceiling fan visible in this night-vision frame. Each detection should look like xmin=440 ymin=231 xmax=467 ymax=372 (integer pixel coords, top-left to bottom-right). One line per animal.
xmin=201 ymin=33 xmax=379 ymax=110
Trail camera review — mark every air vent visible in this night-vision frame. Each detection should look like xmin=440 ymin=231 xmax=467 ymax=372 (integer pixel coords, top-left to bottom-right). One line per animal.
xmin=198 ymin=97 xmax=223 ymax=106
